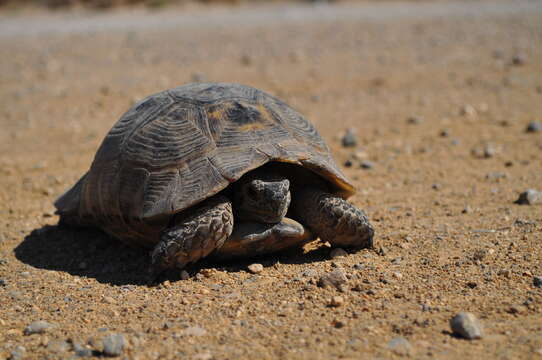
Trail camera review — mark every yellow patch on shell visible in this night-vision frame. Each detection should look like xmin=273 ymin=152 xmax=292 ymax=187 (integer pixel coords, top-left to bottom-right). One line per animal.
xmin=208 ymin=108 xmax=225 ymax=121
xmin=238 ymin=122 xmax=267 ymax=132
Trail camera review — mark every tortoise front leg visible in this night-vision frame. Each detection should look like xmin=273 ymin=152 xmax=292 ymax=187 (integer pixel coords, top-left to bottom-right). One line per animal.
xmin=150 ymin=195 xmax=234 ymax=274
xmin=212 ymin=218 xmax=315 ymax=261
xmin=291 ymin=187 xmax=374 ymax=249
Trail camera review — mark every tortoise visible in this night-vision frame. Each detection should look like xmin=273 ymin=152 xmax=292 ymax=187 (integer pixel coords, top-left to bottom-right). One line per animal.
xmin=55 ymin=83 xmax=374 ymax=274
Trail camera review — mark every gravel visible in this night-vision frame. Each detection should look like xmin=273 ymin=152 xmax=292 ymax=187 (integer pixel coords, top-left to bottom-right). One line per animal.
xmin=515 ymin=189 xmax=541 ymax=205
xmin=534 ymin=276 xmax=542 ymax=287
xmin=450 ymin=312 xmax=483 ymax=340
xmin=24 ymin=320 xmax=54 ymax=335
xmin=102 ymin=333 xmax=125 ymax=357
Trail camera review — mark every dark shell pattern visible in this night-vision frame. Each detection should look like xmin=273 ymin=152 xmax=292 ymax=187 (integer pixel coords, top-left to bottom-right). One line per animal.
xmin=55 ymin=83 xmax=354 ymax=246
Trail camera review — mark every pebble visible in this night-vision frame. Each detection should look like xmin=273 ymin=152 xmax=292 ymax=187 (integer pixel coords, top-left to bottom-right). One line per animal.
xmin=102 ymin=296 xmax=116 ymax=304
xmin=515 ymin=189 xmax=540 ymax=205
xmin=240 ymin=54 xmax=252 ymax=66
xmin=440 ymin=129 xmax=450 ymax=137
xmin=300 ymin=269 xmax=318 ymax=277
xmin=360 ymin=160 xmax=375 ymax=169
xmin=526 ymin=121 xmax=542 ymax=133
xmin=332 ymin=319 xmax=345 ymax=328
xmin=534 ymin=276 xmax=542 ymax=287
xmin=515 ymin=218 xmax=536 ymax=226
xmin=0 ymin=278 xmax=6 ymax=286
xmin=193 ymin=351 xmax=213 ymax=360
xmin=407 ymin=116 xmax=423 ymax=125
xmin=9 ymin=346 xmax=26 ymax=360
xmin=47 ymin=340 xmax=71 ymax=353
xmin=330 ymin=248 xmax=348 ymax=259
xmin=460 ymin=104 xmax=477 ymax=117
xmin=180 ymin=270 xmax=190 ymax=280
xmin=483 ymin=144 xmax=496 ymax=158
xmin=486 ymin=172 xmax=507 ymax=181
xmin=24 ymin=320 xmax=54 ymax=335
xmin=387 ymin=337 xmax=412 ymax=356
xmin=341 ymin=128 xmax=357 ymax=148
xmin=74 ymin=343 xmax=94 ymax=357
xmin=329 ymin=296 xmax=345 ymax=307
xmin=102 ymin=333 xmax=125 ymax=357
xmin=183 ymin=326 xmax=207 ymax=337
xmin=247 ymin=263 xmax=264 ymax=274
xmin=318 ymin=269 xmax=348 ymax=290
xmin=199 ymin=268 xmax=215 ymax=278
xmin=353 ymin=263 xmax=365 ymax=270
xmin=449 ymin=312 xmax=483 ymax=340
xmin=498 ymin=269 xmax=511 ymax=278
xmin=512 ymin=54 xmax=526 ymax=65
xmin=377 ymin=245 xmax=388 ymax=256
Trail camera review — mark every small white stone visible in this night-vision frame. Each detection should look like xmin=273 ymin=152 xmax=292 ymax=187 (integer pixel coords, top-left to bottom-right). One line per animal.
xmin=329 ymin=296 xmax=345 ymax=307
xmin=24 ymin=321 xmax=54 ymax=335
xmin=247 ymin=263 xmax=264 ymax=274
xmin=450 ymin=312 xmax=483 ymax=340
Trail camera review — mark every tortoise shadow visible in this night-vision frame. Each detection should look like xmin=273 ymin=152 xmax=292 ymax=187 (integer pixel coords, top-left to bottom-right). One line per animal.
xmin=15 ymin=225 xmax=151 ymax=286
xmin=197 ymin=244 xmax=331 ymax=273
xmin=15 ymin=225 xmax=331 ymax=286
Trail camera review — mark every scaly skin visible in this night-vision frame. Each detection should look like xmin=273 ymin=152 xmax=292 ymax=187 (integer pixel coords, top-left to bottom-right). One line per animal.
xmin=150 ymin=195 xmax=234 ymax=273
xmin=292 ymin=187 xmax=374 ymax=249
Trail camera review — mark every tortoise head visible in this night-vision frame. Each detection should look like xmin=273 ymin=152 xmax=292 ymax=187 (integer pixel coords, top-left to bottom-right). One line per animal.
xmin=233 ymin=171 xmax=291 ymax=224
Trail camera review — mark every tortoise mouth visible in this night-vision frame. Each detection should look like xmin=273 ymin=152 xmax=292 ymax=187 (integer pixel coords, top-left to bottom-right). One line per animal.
xmin=236 ymin=205 xmax=289 ymax=224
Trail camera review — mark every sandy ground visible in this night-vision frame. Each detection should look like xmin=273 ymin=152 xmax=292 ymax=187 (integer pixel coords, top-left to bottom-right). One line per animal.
xmin=1 ymin=1 xmax=542 ymax=359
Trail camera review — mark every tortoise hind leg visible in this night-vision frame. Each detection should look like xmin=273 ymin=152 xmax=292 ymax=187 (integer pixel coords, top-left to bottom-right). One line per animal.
xmin=291 ymin=187 xmax=374 ymax=249
xmin=150 ymin=195 xmax=234 ymax=275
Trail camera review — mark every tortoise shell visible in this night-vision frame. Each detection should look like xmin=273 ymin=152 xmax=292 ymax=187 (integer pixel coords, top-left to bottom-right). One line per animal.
xmin=55 ymin=83 xmax=355 ymax=246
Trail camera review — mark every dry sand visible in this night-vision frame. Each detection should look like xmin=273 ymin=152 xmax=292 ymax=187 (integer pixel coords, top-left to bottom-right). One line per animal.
xmin=1 ymin=1 xmax=542 ymax=358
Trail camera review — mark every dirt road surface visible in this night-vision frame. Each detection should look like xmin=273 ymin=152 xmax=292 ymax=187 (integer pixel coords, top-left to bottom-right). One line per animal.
xmin=1 ymin=0 xmax=542 ymax=358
